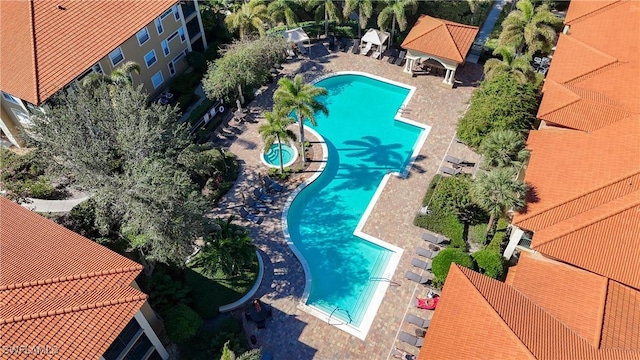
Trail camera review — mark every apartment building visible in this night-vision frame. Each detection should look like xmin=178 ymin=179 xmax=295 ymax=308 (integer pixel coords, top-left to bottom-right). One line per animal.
xmin=416 ymin=1 xmax=640 ymax=358
xmin=0 ymin=0 xmax=208 ymax=148
xmin=0 ymin=197 xmax=170 ymax=359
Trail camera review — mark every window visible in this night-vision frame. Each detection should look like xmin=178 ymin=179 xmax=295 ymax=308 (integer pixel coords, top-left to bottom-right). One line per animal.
xmin=144 ymin=50 xmax=157 ymax=68
xmin=151 ymin=71 xmax=164 ymax=89
xmin=160 ymin=8 xmax=172 ymax=19
xmin=161 ymin=40 xmax=170 ymax=56
xmin=2 ymin=92 xmax=20 ymax=105
xmin=178 ymin=28 xmax=186 ymax=43
xmin=122 ymin=333 xmax=153 ymax=360
xmin=102 ymin=319 xmax=142 ymax=360
xmin=109 ymin=47 xmax=124 ymax=66
xmin=168 ymin=61 xmax=176 ymax=76
xmin=136 ymin=28 xmax=150 ymax=45
xmin=11 ymin=109 xmax=31 ymax=125
xmin=173 ymin=5 xmax=180 ymax=20
xmin=154 ymin=18 xmax=164 ymax=35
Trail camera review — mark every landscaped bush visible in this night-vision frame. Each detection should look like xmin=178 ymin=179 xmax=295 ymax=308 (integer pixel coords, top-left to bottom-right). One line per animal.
xmin=414 ymin=212 xmax=465 ymax=249
xmin=179 ymin=317 xmax=247 ymax=360
xmin=0 ymin=148 xmax=58 ymax=199
xmin=431 ymin=248 xmax=474 ymax=287
xmin=186 ymin=51 xmax=207 ymax=72
xmin=145 ymin=265 xmax=192 ymax=315
xmin=457 ymin=74 xmax=539 ymax=149
xmin=177 ymin=93 xmax=198 ymax=111
xmin=487 ymin=218 xmax=510 ymax=252
xmin=472 ymin=249 xmax=505 ymax=279
xmin=169 ymin=72 xmax=202 ymax=96
xmin=186 ymin=98 xmax=217 ymax=128
xmin=429 ymin=174 xmax=474 ymax=218
xmin=164 ymin=304 xmax=203 ymax=344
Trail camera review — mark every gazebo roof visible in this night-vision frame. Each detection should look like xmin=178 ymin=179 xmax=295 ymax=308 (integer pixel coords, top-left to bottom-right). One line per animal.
xmin=361 ymin=28 xmax=390 ymax=46
xmin=401 ymin=15 xmax=479 ymax=63
xmin=282 ymin=27 xmax=310 ymax=44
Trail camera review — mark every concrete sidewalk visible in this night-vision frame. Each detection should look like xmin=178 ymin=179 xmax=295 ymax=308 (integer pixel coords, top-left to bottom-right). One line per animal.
xmin=22 ymin=196 xmax=90 ymax=213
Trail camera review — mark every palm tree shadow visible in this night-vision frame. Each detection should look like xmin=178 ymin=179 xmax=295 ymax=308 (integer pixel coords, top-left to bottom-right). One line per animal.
xmin=520 ymin=184 xmax=540 ymax=214
xmin=341 ymin=136 xmax=406 ymax=169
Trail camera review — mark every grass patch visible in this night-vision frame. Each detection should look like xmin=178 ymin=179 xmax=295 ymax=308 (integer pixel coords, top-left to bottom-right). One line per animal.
xmin=185 ymin=257 xmax=259 ymax=319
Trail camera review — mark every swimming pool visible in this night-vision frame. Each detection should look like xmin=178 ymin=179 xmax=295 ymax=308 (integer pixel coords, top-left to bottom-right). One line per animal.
xmin=282 ymin=72 xmax=430 ymax=339
xmin=261 ymin=142 xmax=298 ymax=168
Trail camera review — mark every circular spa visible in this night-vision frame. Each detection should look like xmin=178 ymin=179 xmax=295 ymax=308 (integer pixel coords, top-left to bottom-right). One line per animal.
xmin=261 ymin=142 xmax=298 ymax=168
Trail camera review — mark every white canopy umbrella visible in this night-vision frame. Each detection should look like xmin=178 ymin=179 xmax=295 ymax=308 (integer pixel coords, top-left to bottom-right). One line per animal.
xmin=282 ymin=27 xmax=310 ymax=44
xmin=361 ymin=28 xmax=390 ymax=46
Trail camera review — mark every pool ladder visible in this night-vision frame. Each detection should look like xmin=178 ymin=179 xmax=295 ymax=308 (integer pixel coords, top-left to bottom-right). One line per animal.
xmin=369 ymin=277 xmax=401 ymax=286
xmin=327 ymin=307 xmax=353 ymax=326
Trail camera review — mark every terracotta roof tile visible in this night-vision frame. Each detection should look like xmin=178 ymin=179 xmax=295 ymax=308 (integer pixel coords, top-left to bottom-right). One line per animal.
xmin=564 ymin=0 xmax=622 ymax=25
xmin=401 ymin=15 xmax=479 ymax=63
xmin=0 ymin=0 xmax=177 ymax=105
xmin=601 ymin=280 xmax=640 ymax=350
xmin=511 ymin=253 xmax=608 ymax=347
xmin=0 ymin=198 xmax=148 ymax=359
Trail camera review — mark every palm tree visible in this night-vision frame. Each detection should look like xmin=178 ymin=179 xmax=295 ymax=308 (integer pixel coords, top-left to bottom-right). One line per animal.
xmin=343 ymin=0 xmax=373 ymax=39
xmin=306 ymin=0 xmax=342 ymax=37
xmin=472 ymin=168 xmax=528 ymax=237
xmin=377 ymin=0 xmax=417 ymax=47
xmin=224 ymin=0 xmax=270 ymax=40
xmin=483 ymin=46 xmax=536 ymax=84
xmin=268 ymin=0 xmax=298 ymax=30
xmin=498 ymin=0 xmax=562 ymax=56
xmin=258 ymin=108 xmax=297 ymax=174
xmin=220 ymin=341 xmax=261 ymax=360
xmin=82 ymin=61 xmax=141 ymax=88
xmin=189 ymin=217 xmax=255 ymax=276
xmin=479 ymin=129 xmax=530 ymax=170
xmin=273 ymin=75 xmax=328 ymax=166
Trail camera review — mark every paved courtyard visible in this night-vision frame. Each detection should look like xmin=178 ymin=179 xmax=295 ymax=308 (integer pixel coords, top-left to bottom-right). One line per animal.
xmin=209 ymin=43 xmax=483 ymax=359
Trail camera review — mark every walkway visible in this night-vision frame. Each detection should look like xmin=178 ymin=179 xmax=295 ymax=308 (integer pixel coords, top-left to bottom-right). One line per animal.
xmin=466 ymin=0 xmax=511 ymax=63
xmin=21 ymin=196 xmax=90 ymax=213
xmin=209 ymin=44 xmax=483 ymax=359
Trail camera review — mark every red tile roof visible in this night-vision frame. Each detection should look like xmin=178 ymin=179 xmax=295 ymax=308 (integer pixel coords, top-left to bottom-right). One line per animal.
xmin=421 ymin=265 xmax=640 ymax=360
xmin=0 ymin=0 xmax=177 ymax=105
xmin=401 ymin=15 xmax=479 ymax=63
xmin=538 ymin=0 xmax=640 ymax=131
xmin=0 ymin=197 xmax=147 ymax=359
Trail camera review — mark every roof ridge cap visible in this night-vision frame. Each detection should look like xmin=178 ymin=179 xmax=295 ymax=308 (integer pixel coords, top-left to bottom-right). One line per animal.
xmin=515 ymin=169 xmax=640 ymax=225
xmin=454 ymin=266 xmax=536 ymax=356
xmin=441 ymin=23 xmax=464 ymax=62
xmin=28 ymin=0 xmax=41 ymax=105
xmin=534 ymin=190 xmax=640 ymax=247
xmin=0 ymin=265 xmax=144 ymax=291
xmin=538 ymin=80 xmax=582 ymax=117
xmin=0 ymin=293 xmax=147 ymax=325
xmin=566 ymin=61 xmax=623 ymax=87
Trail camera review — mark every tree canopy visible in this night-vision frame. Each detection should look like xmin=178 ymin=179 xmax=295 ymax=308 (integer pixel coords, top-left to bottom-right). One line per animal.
xmin=202 ymin=36 xmax=289 ymax=104
xmin=224 ymin=0 xmax=270 ymax=40
xmin=456 ymin=74 xmax=539 ymax=149
xmin=28 ymin=83 xmax=209 ymax=265
xmin=498 ymin=0 xmax=562 ymax=56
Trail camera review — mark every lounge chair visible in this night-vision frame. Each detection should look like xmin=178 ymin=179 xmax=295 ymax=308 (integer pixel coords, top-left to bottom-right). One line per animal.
xmin=351 ymin=39 xmax=361 ymax=54
xmin=246 ymin=196 xmax=269 ymax=213
xmin=253 ymin=188 xmax=273 ymax=204
xmin=339 ymin=37 xmax=349 ymax=52
xmin=296 ymin=42 xmax=307 ymax=55
xmin=440 ymin=166 xmax=462 ymax=176
xmin=395 ymin=50 xmax=406 ymax=66
xmin=445 ymin=155 xmax=464 ymax=166
xmin=417 ymin=247 xmax=440 ymax=259
xmin=286 ymin=48 xmax=296 ymax=58
xmin=361 ymin=42 xmax=373 ymax=56
xmin=398 ymin=331 xmax=423 ymax=348
xmin=422 ymin=232 xmax=448 ymax=245
xmin=239 ymin=207 xmax=264 ymax=224
xmin=387 ymin=49 xmax=399 ymax=64
xmin=372 ymin=45 xmax=385 ymax=60
xmin=411 ymin=258 xmax=432 ymax=271
xmin=264 ymin=177 xmax=286 ymax=193
xmin=405 ymin=271 xmax=433 ymax=285
xmin=328 ymin=35 xmax=336 ymax=51
xmin=405 ymin=314 xmax=431 ymax=328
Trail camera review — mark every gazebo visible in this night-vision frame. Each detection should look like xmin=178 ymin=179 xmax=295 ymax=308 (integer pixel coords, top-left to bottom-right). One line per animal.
xmin=282 ymin=27 xmax=310 ymax=46
xmin=400 ymin=15 xmax=479 ymax=86
xmin=361 ymin=28 xmax=390 ymax=49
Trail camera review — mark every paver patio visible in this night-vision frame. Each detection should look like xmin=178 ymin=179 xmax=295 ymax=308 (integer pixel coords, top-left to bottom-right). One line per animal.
xmin=208 ymin=43 xmax=483 ymax=359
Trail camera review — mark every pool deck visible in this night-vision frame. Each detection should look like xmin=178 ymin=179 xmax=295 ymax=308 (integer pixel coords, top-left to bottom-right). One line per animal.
xmin=208 ymin=44 xmax=483 ymax=359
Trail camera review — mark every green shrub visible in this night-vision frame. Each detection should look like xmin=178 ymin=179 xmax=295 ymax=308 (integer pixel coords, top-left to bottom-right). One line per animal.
xmin=429 ymin=174 xmax=474 ymax=217
xmin=186 ymin=51 xmax=207 ymax=72
xmin=169 ymin=72 xmax=202 ymax=95
xmin=487 ymin=218 xmax=510 ymax=252
xmin=472 ymin=249 xmax=505 ymax=279
xmin=334 ymin=25 xmax=356 ymax=38
xmin=146 ymin=266 xmax=192 ymax=315
xmin=164 ymin=304 xmax=203 ymax=343
xmin=186 ymin=98 xmax=216 ymax=127
xmin=421 ymin=174 xmax=443 ymax=206
xmin=179 ymin=317 xmax=246 ymax=360
xmin=0 ymin=148 xmax=58 ymax=199
xmin=177 ymin=93 xmax=198 ymax=111
xmin=431 ymin=248 xmax=474 ymax=287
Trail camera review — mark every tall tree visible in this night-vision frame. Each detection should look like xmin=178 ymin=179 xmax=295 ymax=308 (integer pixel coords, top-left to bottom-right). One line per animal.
xmin=224 ymin=0 xmax=270 ymax=40
xmin=484 ymin=46 xmax=536 ymax=84
xmin=28 ymin=83 xmax=208 ymax=265
xmin=202 ymin=37 xmax=288 ymax=106
xmin=258 ymin=108 xmax=297 ymax=174
xmin=479 ymin=129 xmax=530 ymax=170
xmin=273 ymin=75 xmax=328 ymax=166
xmin=82 ymin=61 xmax=141 ymax=88
xmin=498 ymin=0 xmax=562 ymax=56
xmin=471 ymin=168 xmax=527 ymax=236
xmin=377 ymin=0 xmax=417 ymax=47
xmin=343 ymin=0 xmax=373 ymax=39
xmin=268 ymin=0 xmax=299 ymax=29
xmin=306 ymin=0 xmax=342 ymax=37
xmin=189 ymin=217 xmax=256 ymax=276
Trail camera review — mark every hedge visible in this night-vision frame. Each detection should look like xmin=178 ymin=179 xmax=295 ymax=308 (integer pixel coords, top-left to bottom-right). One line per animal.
xmin=164 ymin=304 xmax=203 ymax=343
xmin=472 ymin=249 xmax=505 ymax=279
xmin=431 ymin=248 xmax=474 ymax=287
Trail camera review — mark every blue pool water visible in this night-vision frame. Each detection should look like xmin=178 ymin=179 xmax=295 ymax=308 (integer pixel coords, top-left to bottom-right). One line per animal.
xmin=263 ymin=143 xmax=296 ymax=167
xmin=286 ymin=74 xmax=423 ymax=327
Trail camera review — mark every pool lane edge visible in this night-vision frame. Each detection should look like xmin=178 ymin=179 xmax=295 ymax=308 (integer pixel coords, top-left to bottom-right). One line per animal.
xmin=280 ymin=71 xmax=431 ymax=340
